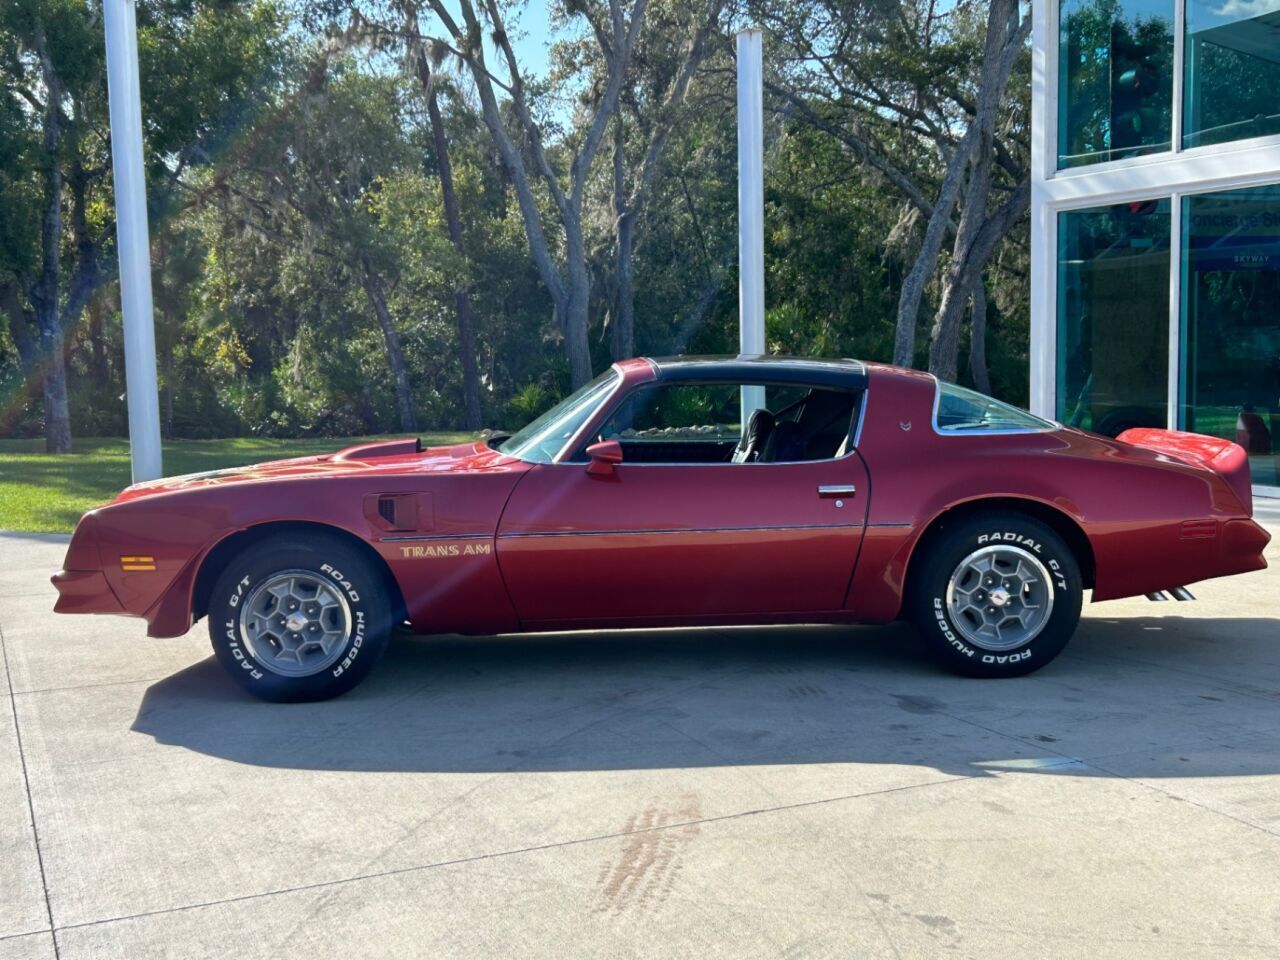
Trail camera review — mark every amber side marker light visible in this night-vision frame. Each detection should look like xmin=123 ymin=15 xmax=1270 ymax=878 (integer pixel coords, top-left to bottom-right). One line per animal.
xmin=120 ymin=556 xmax=156 ymax=571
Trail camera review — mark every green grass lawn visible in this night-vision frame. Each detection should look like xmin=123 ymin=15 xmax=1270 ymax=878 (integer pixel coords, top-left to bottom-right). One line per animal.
xmin=0 ymin=433 xmax=474 ymax=534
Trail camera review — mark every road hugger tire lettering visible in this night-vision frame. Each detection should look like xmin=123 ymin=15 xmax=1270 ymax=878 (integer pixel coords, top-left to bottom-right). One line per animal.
xmin=909 ymin=511 xmax=1083 ymax=679
xmin=208 ymin=534 xmax=394 ymax=702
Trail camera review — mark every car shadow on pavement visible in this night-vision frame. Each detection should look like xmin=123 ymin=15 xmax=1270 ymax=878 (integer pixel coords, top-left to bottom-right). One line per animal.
xmin=132 ymin=615 xmax=1280 ymax=778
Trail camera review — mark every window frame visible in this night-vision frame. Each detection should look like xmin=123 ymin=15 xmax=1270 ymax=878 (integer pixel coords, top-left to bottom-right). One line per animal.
xmin=562 ymin=377 xmax=868 ymax=467
xmin=1043 ymin=0 xmax=1280 ymax=178
xmin=931 ymin=378 xmax=1058 ymax=437
xmin=501 ymin=368 xmax=624 ymax=465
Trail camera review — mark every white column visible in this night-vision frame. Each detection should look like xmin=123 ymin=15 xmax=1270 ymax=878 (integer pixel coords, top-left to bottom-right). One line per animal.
xmin=1028 ymin=0 xmax=1055 ymax=420
xmin=1167 ymin=194 xmax=1183 ymax=431
xmin=103 ymin=0 xmax=163 ymax=482
xmin=736 ymin=27 xmax=766 ymax=423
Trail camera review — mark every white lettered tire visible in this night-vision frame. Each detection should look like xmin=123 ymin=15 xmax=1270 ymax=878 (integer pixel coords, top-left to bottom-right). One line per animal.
xmin=909 ymin=511 xmax=1082 ymax=678
xmin=208 ymin=533 xmax=394 ymax=702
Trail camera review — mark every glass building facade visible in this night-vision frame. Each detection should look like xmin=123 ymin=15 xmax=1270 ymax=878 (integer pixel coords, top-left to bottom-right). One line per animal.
xmin=1032 ymin=0 xmax=1280 ymax=495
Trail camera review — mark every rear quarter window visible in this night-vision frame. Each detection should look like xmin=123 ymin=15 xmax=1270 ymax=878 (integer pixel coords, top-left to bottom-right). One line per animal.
xmin=934 ymin=382 xmax=1054 ymax=434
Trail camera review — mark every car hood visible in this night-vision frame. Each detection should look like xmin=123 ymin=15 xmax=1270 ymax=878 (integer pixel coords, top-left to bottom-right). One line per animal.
xmin=111 ymin=438 xmax=522 ymax=504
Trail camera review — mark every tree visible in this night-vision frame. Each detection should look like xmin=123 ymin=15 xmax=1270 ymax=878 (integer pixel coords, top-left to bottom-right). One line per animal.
xmin=210 ymin=64 xmax=461 ymax=432
xmin=760 ymin=0 xmax=1031 ymax=380
xmin=414 ymin=66 xmax=482 ymax=428
xmin=0 ymin=0 xmax=282 ymax=450
xmin=923 ymin=0 xmax=1029 ymax=382
xmin=420 ymin=0 xmax=648 ymax=387
xmin=606 ymin=0 xmax=725 ymax=361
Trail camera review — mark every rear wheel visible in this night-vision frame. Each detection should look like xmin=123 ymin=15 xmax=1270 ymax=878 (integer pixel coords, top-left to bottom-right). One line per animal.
xmin=208 ymin=534 xmax=394 ymax=702
xmin=908 ymin=512 xmax=1082 ymax=678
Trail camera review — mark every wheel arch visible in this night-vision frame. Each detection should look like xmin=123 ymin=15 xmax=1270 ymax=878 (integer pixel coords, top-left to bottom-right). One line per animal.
xmin=190 ymin=520 xmax=408 ymax=626
xmin=904 ymin=497 xmax=1097 ymax=599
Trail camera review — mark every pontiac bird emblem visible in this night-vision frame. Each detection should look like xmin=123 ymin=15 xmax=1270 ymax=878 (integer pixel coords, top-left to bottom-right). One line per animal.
xmin=899 ymin=420 xmax=912 ymax=432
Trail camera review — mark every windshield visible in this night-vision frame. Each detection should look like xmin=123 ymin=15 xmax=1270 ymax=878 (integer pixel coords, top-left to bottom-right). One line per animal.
xmin=500 ymin=370 xmax=620 ymax=463
xmin=934 ymin=382 xmax=1054 ymax=433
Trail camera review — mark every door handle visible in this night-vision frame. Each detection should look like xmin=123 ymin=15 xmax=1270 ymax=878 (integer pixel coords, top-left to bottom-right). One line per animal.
xmin=817 ymin=485 xmax=856 ymax=498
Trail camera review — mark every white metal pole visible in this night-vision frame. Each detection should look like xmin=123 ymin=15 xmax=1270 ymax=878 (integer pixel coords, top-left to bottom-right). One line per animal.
xmin=103 ymin=0 xmax=163 ymax=482
xmin=736 ymin=27 xmax=766 ymax=425
xmin=1028 ymin=0 xmax=1054 ymax=420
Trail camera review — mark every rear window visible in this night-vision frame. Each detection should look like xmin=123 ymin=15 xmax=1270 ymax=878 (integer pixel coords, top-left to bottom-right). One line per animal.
xmin=934 ymin=382 xmax=1054 ymax=434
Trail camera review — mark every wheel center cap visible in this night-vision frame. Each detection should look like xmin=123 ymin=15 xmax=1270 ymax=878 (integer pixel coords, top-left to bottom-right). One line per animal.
xmin=989 ymin=587 xmax=1011 ymax=608
xmin=285 ymin=612 xmax=308 ymax=633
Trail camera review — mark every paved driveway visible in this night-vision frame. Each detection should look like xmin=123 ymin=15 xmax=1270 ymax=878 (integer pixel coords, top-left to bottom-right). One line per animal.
xmin=2 ymin=504 xmax=1279 ymax=959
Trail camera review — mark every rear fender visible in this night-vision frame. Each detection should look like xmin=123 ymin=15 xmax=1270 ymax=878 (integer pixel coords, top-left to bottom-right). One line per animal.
xmin=1118 ymin=428 xmax=1251 ymax=515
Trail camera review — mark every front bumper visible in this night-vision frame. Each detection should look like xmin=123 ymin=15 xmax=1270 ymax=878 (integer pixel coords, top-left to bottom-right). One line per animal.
xmin=51 ymin=569 xmax=125 ymax=615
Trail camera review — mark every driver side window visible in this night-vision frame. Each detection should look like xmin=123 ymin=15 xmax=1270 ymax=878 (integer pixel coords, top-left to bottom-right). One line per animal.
xmin=586 ymin=381 xmax=860 ymax=464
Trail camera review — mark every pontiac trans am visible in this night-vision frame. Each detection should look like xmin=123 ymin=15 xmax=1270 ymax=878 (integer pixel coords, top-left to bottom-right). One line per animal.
xmin=52 ymin=356 xmax=1271 ymax=701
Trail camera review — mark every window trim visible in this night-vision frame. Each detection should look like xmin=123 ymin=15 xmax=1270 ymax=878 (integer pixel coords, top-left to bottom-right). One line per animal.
xmin=501 ymin=366 xmax=625 ymax=466
xmin=559 ymin=378 xmax=867 ymax=467
xmin=931 ymin=377 xmax=1059 ymax=437
xmin=1044 ymin=0 xmax=1280 ymax=179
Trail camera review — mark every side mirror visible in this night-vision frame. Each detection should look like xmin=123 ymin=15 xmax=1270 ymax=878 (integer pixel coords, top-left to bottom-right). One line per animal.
xmin=585 ymin=439 xmax=623 ymax=476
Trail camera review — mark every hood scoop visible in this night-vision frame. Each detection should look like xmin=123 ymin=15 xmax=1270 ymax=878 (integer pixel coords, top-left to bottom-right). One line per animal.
xmin=332 ymin=438 xmax=422 ymax=462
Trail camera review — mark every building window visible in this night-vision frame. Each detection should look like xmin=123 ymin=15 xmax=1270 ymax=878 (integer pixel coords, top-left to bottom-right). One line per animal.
xmin=1058 ymin=0 xmax=1174 ymax=168
xmin=1057 ymin=199 xmax=1171 ymax=434
xmin=1180 ymin=186 xmax=1280 ymax=486
xmin=1183 ymin=0 xmax=1280 ymax=150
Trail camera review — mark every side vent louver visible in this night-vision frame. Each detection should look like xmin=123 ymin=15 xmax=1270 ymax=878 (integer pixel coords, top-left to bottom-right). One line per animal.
xmin=364 ymin=492 xmax=431 ymax=533
xmin=377 ymin=497 xmax=398 ymax=526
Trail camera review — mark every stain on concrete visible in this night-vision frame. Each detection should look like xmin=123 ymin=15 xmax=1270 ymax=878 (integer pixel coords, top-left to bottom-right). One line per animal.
xmin=595 ymin=795 xmax=701 ymax=915
xmin=787 ymin=682 xmax=827 ymax=699
xmin=914 ymin=914 xmax=957 ymax=932
xmin=893 ymin=694 xmax=945 ymax=714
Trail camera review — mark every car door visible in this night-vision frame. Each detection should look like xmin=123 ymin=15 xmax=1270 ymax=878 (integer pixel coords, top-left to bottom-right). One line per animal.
xmin=495 ymin=380 xmax=869 ymax=627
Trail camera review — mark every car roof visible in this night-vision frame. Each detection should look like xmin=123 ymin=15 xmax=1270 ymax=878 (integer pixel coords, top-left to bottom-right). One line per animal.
xmin=644 ymin=355 xmax=868 ymax=390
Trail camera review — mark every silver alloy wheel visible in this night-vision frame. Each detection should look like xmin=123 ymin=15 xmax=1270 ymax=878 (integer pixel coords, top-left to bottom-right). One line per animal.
xmin=238 ymin=570 xmax=353 ymax=678
xmin=944 ymin=545 xmax=1055 ymax=652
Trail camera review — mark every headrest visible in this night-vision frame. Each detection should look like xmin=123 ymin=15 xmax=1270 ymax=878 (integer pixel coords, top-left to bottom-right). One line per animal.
xmin=743 ymin=407 xmax=776 ymax=443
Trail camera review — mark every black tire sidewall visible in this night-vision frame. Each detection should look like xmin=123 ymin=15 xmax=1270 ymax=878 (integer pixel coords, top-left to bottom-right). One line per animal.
xmin=912 ymin=513 xmax=1082 ymax=678
xmin=208 ymin=537 xmax=393 ymax=702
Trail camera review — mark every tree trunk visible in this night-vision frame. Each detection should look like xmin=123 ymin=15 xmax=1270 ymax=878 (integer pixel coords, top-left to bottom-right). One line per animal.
xmin=67 ymin=156 xmax=110 ymax=394
xmin=928 ymin=167 xmax=996 ymax=381
xmin=612 ymin=213 xmax=636 ymax=362
xmin=164 ymin=360 xmax=175 ymax=439
xmin=611 ymin=130 xmax=636 ymax=361
xmin=894 ymin=0 xmax=1022 ymax=371
xmin=88 ymin=299 xmax=110 ymax=386
xmin=563 ymin=226 xmax=594 ymax=388
xmin=607 ymin=3 xmax=721 ymax=363
xmin=1 ymin=283 xmax=40 ymax=434
xmin=892 ymin=134 xmax=977 ymax=368
xmin=425 ymin=0 xmax=645 ymax=391
xmin=928 ymin=6 xmax=1031 ymax=382
xmin=2 ymin=283 xmax=38 ymax=374
xmin=968 ymin=274 xmax=991 ymax=394
xmin=33 ymin=38 xmax=71 ymax=454
xmin=927 ymin=179 xmax=1030 ymax=380
xmin=414 ymin=53 xmax=483 ymax=430
xmin=359 ymin=259 xmax=418 ymax=433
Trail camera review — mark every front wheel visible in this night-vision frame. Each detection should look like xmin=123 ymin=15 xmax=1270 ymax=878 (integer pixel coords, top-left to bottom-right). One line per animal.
xmin=208 ymin=534 xmax=394 ymax=702
xmin=908 ymin=512 xmax=1082 ymax=678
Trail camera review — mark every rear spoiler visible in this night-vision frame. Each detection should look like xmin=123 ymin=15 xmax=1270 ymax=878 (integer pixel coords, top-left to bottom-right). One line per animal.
xmin=1117 ymin=428 xmax=1252 ymax=515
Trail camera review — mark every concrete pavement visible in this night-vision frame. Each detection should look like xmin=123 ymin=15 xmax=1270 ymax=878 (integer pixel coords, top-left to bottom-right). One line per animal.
xmin=1 ymin=504 xmax=1278 ymax=959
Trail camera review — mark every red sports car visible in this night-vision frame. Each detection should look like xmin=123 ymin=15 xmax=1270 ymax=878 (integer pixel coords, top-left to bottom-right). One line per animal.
xmin=52 ymin=356 xmax=1270 ymax=701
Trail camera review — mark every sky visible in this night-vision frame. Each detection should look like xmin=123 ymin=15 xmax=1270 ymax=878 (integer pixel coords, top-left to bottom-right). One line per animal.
xmin=507 ymin=4 xmax=554 ymax=79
